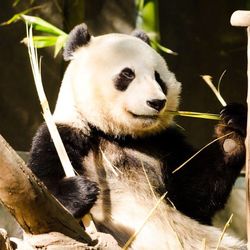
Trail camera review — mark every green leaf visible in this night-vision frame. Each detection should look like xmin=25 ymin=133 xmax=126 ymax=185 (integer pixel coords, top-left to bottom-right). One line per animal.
xmin=13 ymin=0 xmax=34 ymax=7
xmin=33 ymin=36 xmax=58 ymax=48
xmin=136 ymin=0 xmax=160 ymax=42
xmin=22 ymin=36 xmax=58 ymax=48
xmin=12 ymin=0 xmax=21 ymax=7
xmin=151 ymin=40 xmax=178 ymax=55
xmin=54 ymin=34 xmax=68 ymax=57
xmin=1 ymin=6 xmax=42 ymax=26
xmin=21 ymin=15 xmax=66 ymax=36
xmin=22 ymin=34 xmax=68 ymax=56
xmin=136 ymin=0 xmax=145 ymax=12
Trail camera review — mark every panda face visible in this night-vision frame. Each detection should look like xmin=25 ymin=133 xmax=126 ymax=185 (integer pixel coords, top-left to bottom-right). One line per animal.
xmin=54 ymin=33 xmax=181 ymax=137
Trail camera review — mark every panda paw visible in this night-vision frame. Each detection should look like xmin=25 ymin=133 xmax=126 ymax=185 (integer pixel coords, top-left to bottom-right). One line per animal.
xmin=219 ymin=103 xmax=247 ymax=137
xmin=56 ymin=176 xmax=100 ymax=218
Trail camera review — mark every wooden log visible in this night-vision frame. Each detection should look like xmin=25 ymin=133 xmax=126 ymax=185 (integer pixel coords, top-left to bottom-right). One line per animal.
xmin=0 ymin=134 xmax=93 ymax=245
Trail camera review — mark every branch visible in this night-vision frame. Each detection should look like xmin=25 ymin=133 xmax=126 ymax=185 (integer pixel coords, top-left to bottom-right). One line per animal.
xmin=0 ymin=134 xmax=93 ymax=245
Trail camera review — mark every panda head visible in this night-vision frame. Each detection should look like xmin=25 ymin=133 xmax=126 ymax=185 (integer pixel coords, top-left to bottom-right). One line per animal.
xmin=53 ymin=24 xmax=181 ymax=137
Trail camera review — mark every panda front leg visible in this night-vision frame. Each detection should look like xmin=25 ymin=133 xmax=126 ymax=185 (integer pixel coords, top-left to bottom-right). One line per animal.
xmin=167 ymin=103 xmax=247 ymax=224
xmin=28 ymin=123 xmax=99 ymax=219
xmin=217 ymin=103 xmax=246 ymax=158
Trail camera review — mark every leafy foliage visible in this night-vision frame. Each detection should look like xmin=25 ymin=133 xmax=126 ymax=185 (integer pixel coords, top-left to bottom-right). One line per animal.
xmin=2 ymin=13 xmax=67 ymax=57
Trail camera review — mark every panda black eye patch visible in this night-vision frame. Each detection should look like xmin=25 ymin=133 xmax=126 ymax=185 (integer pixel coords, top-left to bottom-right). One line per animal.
xmin=155 ymin=71 xmax=167 ymax=95
xmin=114 ymin=67 xmax=135 ymax=91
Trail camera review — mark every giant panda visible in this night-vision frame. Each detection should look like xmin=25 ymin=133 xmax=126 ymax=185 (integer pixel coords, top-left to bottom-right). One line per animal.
xmin=28 ymin=23 xmax=247 ymax=249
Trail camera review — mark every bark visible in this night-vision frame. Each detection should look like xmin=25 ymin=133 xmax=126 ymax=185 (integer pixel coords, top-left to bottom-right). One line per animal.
xmin=0 ymin=134 xmax=93 ymax=245
xmin=0 ymin=134 xmax=120 ymax=249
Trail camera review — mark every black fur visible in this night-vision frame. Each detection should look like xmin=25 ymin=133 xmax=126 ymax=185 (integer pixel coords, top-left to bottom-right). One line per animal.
xmin=114 ymin=67 xmax=135 ymax=91
xmin=63 ymin=23 xmax=91 ymax=61
xmin=28 ymin=104 xmax=246 ymax=224
xmin=28 ymin=123 xmax=99 ymax=218
xmin=155 ymin=71 xmax=167 ymax=95
xmin=131 ymin=30 xmax=151 ymax=45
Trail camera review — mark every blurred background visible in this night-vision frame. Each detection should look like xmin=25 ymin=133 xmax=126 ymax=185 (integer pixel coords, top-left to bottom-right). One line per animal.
xmin=0 ymin=0 xmax=248 ymax=240
xmin=0 ymin=0 xmax=248 ymax=150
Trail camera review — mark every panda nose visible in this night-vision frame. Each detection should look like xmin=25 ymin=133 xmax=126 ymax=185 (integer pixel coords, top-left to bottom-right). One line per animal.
xmin=146 ymin=99 xmax=166 ymax=112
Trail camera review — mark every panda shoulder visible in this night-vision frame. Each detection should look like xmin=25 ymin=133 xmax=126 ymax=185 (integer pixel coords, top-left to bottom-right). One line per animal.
xmin=30 ymin=123 xmax=92 ymax=153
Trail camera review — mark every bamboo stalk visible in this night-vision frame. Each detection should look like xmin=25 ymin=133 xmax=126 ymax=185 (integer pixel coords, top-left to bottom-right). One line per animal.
xmin=26 ymin=24 xmax=97 ymax=234
xmin=215 ymin=214 xmax=233 ymax=250
xmin=246 ymin=26 xmax=250 ymax=250
xmin=230 ymin=10 xmax=250 ymax=249
xmin=201 ymin=75 xmax=227 ymax=107
xmin=122 ymin=192 xmax=167 ymax=250
xmin=172 ymin=132 xmax=233 ymax=174
xmin=27 ymin=25 xmax=75 ymax=178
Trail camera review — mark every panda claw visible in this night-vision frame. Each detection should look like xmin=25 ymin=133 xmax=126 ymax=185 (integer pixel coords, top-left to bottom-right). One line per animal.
xmin=219 ymin=103 xmax=247 ymax=136
xmin=56 ymin=176 xmax=100 ymax=218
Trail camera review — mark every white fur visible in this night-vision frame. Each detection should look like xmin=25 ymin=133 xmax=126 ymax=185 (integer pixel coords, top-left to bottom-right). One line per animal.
xmin=54 ymin=33 xmax=245 ymax=249
xmin=85 ymin=147 xmax=245 ymax=250
xmin=53 ymin=34 xmax=181 ymax=137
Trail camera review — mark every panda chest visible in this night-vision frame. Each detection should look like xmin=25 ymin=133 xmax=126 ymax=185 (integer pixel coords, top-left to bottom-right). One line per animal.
xmin=83 ymin=139 xmax=165 ymax=192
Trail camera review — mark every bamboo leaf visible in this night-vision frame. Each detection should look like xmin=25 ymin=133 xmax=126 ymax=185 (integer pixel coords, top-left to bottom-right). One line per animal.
xmin=54 ymin=34 xmax=68 ymax=57
xmin=1 ymin=6 xmax=43 ymax=26
xmin=136 ymin=0 xmax=160 ymax=42
xmin=136 ymin=0 xmax=145 ymax=12
xmin=21 ymin=15 xmax=66 ymax=36
xmin=22 ymin=36 xmax=58 ymax=48
xmin=151 ymin=40 xmax=178 ymax=55
xmin=12 ymin=0 xmax=21 ymax=7
xmin=22 ymin=34 xmax=68 ymax=56
xmin=13 ymin=0 xmax=34 ymax=7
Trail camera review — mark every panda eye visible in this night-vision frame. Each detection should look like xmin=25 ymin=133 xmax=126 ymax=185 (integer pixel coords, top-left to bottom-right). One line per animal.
xmin=155 ymin=71 xmax=167 ymax=94
xmin=114 ymin=67 xmax=135 ymax=91
xmin=120 ymin=68 xmax=135 ymax=80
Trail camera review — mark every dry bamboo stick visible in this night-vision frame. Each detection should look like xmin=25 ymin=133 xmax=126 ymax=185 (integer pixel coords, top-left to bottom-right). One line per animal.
xmin=231 ymin=10 xmax=250 ymax=249
xmin=26 ymin=24 xmax=97 ymax=234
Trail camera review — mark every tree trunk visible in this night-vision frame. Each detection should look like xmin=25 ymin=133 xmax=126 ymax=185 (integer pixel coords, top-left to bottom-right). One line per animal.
xmin=0 ymin=134 xmax=93 ymax=244
xmin=0 ymin=134 xmax=120 ymax=249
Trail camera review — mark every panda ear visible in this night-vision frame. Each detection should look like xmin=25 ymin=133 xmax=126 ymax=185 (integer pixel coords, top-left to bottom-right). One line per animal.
xmin=63 ymin=23 xmax=91 ymax=61
xmin=131 ymin=30 xmax=151 ymax=45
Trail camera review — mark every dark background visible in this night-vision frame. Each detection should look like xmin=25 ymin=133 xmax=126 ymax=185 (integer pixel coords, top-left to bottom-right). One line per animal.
xmin=0 ymin=0 xmax=248 ymax=150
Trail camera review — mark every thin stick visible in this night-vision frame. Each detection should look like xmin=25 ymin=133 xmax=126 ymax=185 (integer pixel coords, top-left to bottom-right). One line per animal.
xmin=26 ymin=24 xmax=97 ymax=233
xmin=201 ymin=238 xmax=206 ymax=250
xmin=100 ymin=148 xmax=122 ymax=176
xmin=230 ymin=11 xmax=250 ymax=248
xmin=172 ymin=132 xmax=233 ymax=174
xmin=201 ymin=75 xmax=227 ymax=107
xmin=246 ymin=25 xmax=250 ymax=250
xmin=217 ymin=69 xmax=227 ymax=94
xmin=122 ymin=192 xmax=167 ymax=250
xmin=215 ymin=214 xmax=233 ymax=250
xmin=141 ymin=160 xmax=157 ymax=201
xmin=166 ymin=110 xmax=220 ymax=120
xmin=27 ymin=25 xmax=75 ymax=178
xmin=141 ymin=161 xmax=183 ymax=248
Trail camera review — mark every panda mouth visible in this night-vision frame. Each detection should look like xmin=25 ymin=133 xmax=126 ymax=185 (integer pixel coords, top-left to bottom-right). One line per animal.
xmin=128 ymin=111 xmax=158 ymax=120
